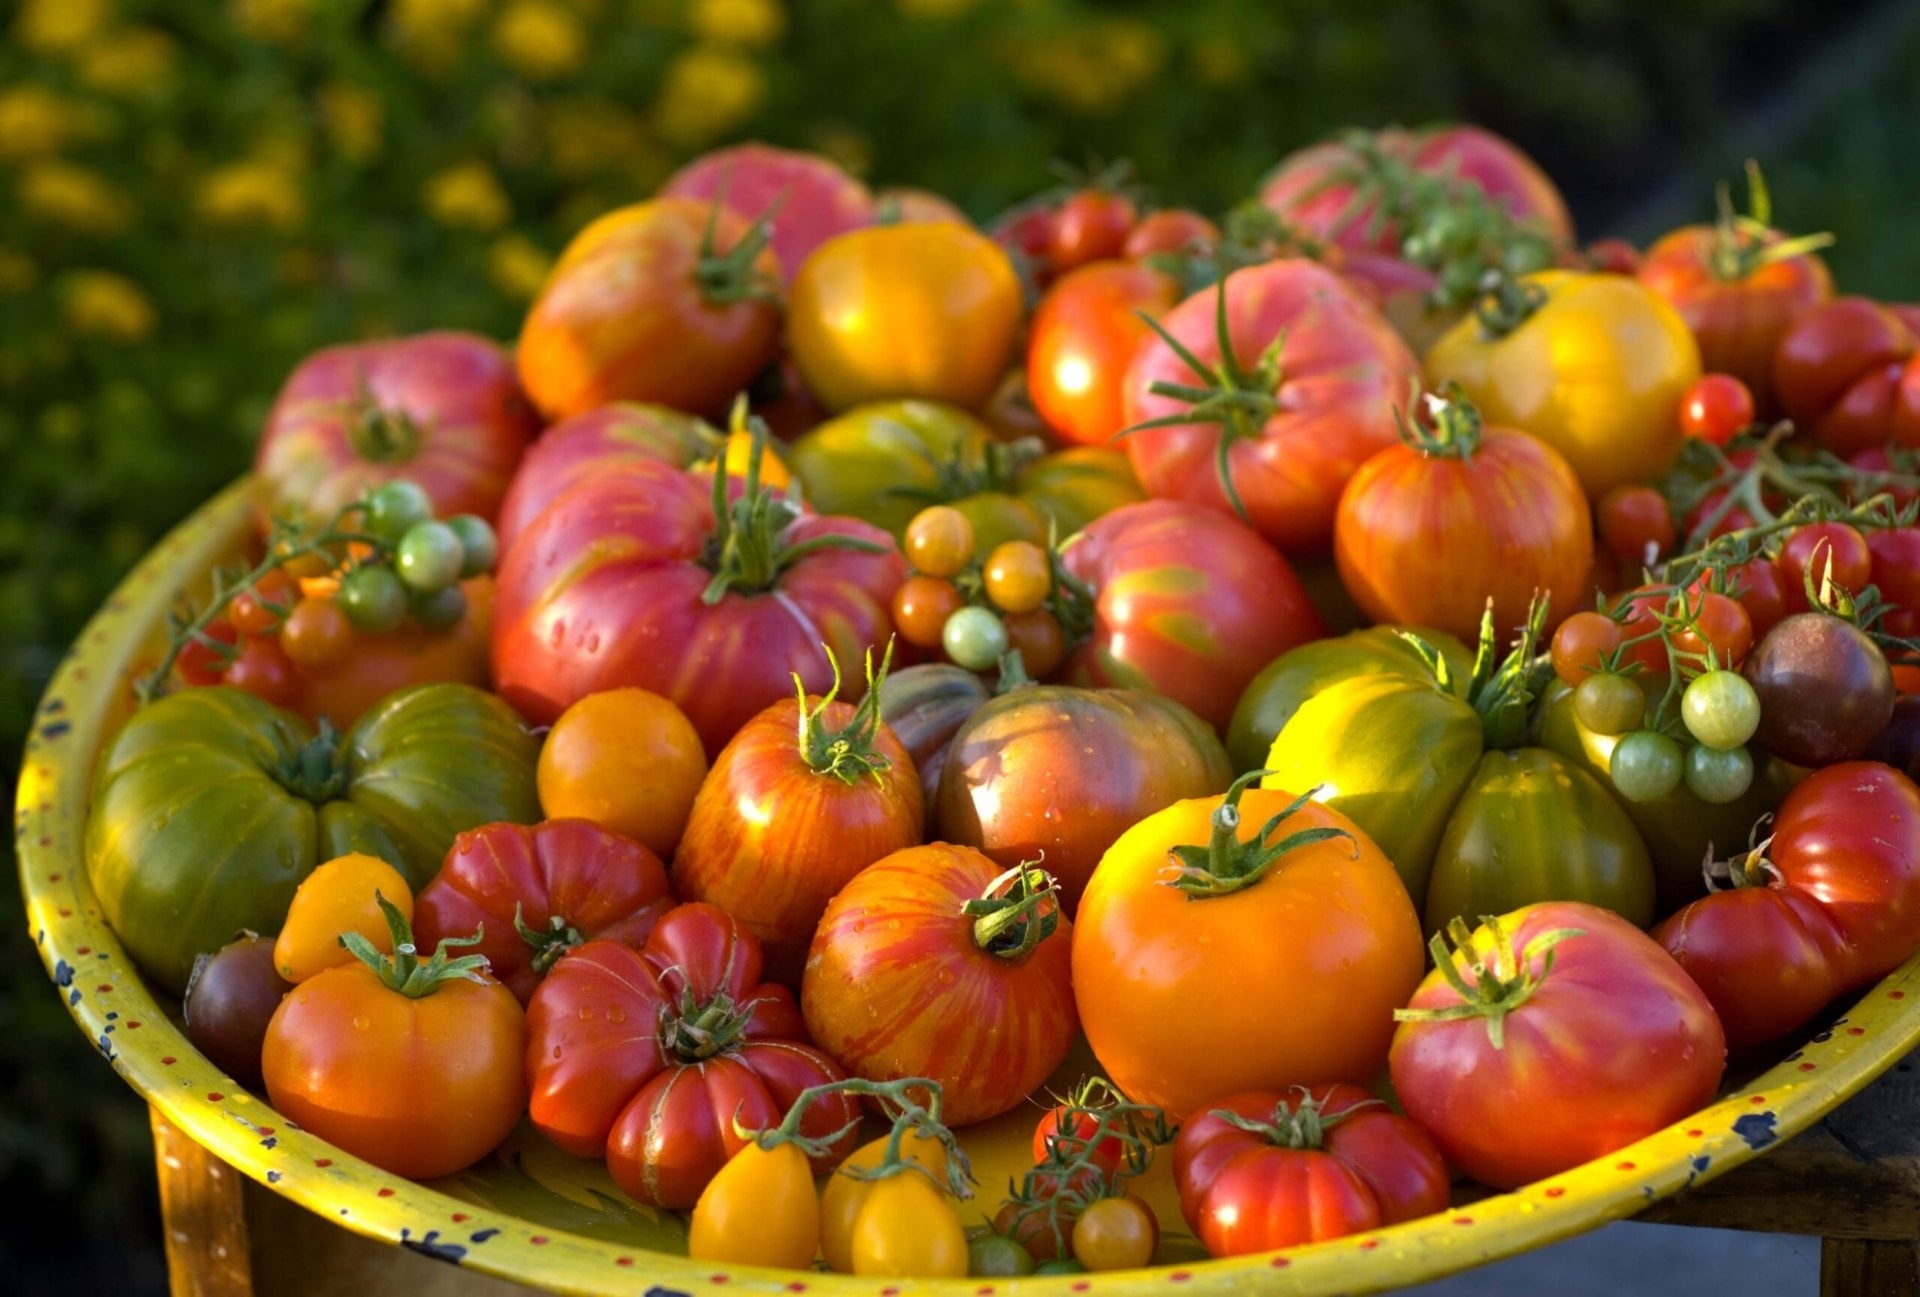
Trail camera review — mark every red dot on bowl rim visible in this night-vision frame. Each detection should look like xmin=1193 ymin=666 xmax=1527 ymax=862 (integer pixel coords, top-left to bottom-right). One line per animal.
xmin=1544 ymin=1186 xmax=1566 ymax=1198
xmin=1072 ymin=1284 xmax=1091 ymax=1294
xmin=1686 ymin=1128 xmax=1704 ymax=1138
xmin=1751 ymin=1095 xmax=1768 ymax=1104
xmin=531 ymin=1236 xmax=549 ymax=1246
xmin=1270 ymin=1256 xmax=1291 ymax=1268
xmin=1358 ymin=1240 xmax=1379 ymax=1251
xmin=96 ymin=984 xmax=112 ymax=993
xmin=1892 ymin=990 xmax=1906 ymax=999
xmin=206 ymin=1092 xmax=224 ymax=1102
xmin=48 ymin=874 xmax=61 ymax=883
xmin=160 ymin=1056 xmax=176 ymax=1066
xmin=711 ymin=1276 xmax=732 ymax=1286
xmin=75 ymin=946 xmax=88 ymax=955
xmin=451 ymin=1212 xmax=468 ymax=1223
xmin=1799 ymin=1061 xmax=1817 ymax=1072
xmin=616 ymin=1257 xmax=633 ymax=1267
xmin=1453 ymin=1215 xmax=1474 ymax=1226
xmin=1170 ymin=1272 xmax=1192 ymax=1281
xmin=977 ymin=1287 xmax=995 ymax=1295
xmin=126 ymin=1021 xmax=141 ymax=1030
xmin=784 ymin=1283 xmax=805 ymax=1293
xmin=376 ymin=1187 xmax=394 ymax=1198
xmin=1848 ymin=1027 xmax=1867 ymax=1036
xmin=879 ymin=1288 xmax=897 ymax=1296
xmin=314 ymin=1158 xmax=333 ymax=1168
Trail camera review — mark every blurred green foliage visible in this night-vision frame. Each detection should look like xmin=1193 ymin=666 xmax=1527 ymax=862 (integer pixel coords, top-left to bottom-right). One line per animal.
xmin=4 ymin=0 xmax=1919 ymax=1270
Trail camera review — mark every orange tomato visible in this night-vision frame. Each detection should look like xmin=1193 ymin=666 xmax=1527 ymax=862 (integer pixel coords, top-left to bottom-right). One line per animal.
xmin=787 ymin=222 xmax=1023 ymax=412
xmin=289 ymin=575 xmax=492 ymax=730
xmin=1073 ymin=777 xmax=1424 ymax=1120
xmin=537 ymin=688 xmax=709 ymax=860
xmin=273 ymin=853 xmax=415 ymax=984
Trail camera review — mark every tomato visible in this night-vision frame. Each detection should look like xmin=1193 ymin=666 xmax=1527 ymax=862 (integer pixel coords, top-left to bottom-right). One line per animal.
xmin=1048 ymin=189 xmax=1138 ymax=272
xmin=223 ymin=635 xmax=300 ymax=708
xmin=1681 ymin=670 xmax=1762 ymax=750
xmin=175 ymin=617 xmax=240 ymax=687
xmin=1729 ymin=556 xmax=1792 ymax=638
xmin=1124 ymin=259 xmax=1423 ymax=555
xmin=850 ymin=1171 xmax=970 ymax=1277
xmin=1028 ymin=260 xmax=1183 ymax=448
xmin=788 ymin=222 xmax=1023 ymax=412
xmin=1596 ymin=485 xmax=1677 ymax=570
xmin=525 ymin=904 xmax=859 ymax=1209
xmin=1334 ymin=393 xmax=1592 ymax=644
xmin=661 ymin=142 xmax=875 ymax=278
xmin=1773 ymin=297 xmax=1920 ymax=456
xmin=821 ymin=1129 xmax=951 ymax=1273
xmin=984 ymin=540 xmax=1051 ymax=613
xmin=789 ymin=401 xmax=1145 ymax=548
xmin=1679 ymin=373 xmax=1757 ymax=446
xmin=278 ymin=597 xmax=353 ymax=673
xmin=253 ymin=331 xmax=538 ymax=531
xmin=1744 ymin=613 xmax=1894 ymax=767
xmin=1033 ymin=1107 xmax=1125 ymax=1174
xmin=262 ymin=898 xmax=526 ymax=1180
xmin=494 ymin=403 xmax=720 ymax=552
xmin=490 ymin=452 xmax=906 ymax=757
xmin=1173 ymin=1084 xmax=1449 ymax=1257
xmin=1872 ymin=527 xmax=1920 ymax=611
xmin=1850 ymin=446 xmax=1920 ymax=509
xmin=1074 ymin=776 xmax=1425 ymax=1121
xmin=1071 ymin=1195 xmax=1158 ymax=1271
xmin=87 ymin=684 xmax=540 ymax=995
xmin=1425 ymin=270 xmax=1701 ymax=499
xmin=1584 ymin=238 xmax=1643 ymax=276
xmin=1656 ymin=883 xmax=1836 ymax=1054
xmin=1390 ymin=902 xmax=1726 ymax=1190
xmin=1671 ymin=590 xmax=1755 ymax=669
xmin=1061 ymin=499 xmax=1327 ymax=732
xmin=1125 ymin=210 xmax=1219 ymax=261
xmin=1258 ymin=125 xmax=1575 ymax=254
xmin=803 ymin=846 xmax=1074 ymax=1125
xmin=182 ymin=934 xmax=291 ymax=1091
xmin=520 ymin=198 xmax=782 ymax=421
xmin=1549 ymin=610 xmax=1625 ymax=687
xmin=890 ymin=575 xmax=965 ymax=649
xmin=689 ymin=1140 xmax=821 ymax=1269
xmin=904 ymin=504 xmax=976 ymax=576
xmin=273 ymin=852 xmax=414 ymax=983
xmin=536 ymin=687 xmax=709 ymax=859
xmin=875 ymin=662 xmax=994 ymax=801
xmin=968 ymin=1233 xmax=1037 ymax=1278
xmin=674 ymin=661 xmax=924 ymax=983
xmin=289 ymin=575 xmax=494 ymax=730
xmin=989 ymin=201 xmax=1060 ymax=283
xmin=231 ymin=568 xmax=296 ymax=637
xmin=876 ymin=186 xmax=971 ymax=228
xmin=413 ymin=818 xmax=673 ymax=1005
xmin=1778 ymin=520 xmax=1872 ymax=612
xmin=934 ymin=684 xmax=1233 ymax=912
xmin=1003 ymin=608 xmax=1066 ymax=679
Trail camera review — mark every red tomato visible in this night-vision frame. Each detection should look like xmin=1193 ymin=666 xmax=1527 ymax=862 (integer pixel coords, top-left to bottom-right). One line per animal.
xmin=1389 ymin=902 xmax=1726 ymax=1191
xmin=490 ymin=456 xmax=906 ymax=757
xmin=1060 ymin=499 xmax=1327 ymax=732
xmin=1048 ymin=190 xmax=1138 ymax=273
xmin=1125 ymin=259 xmax=1423 ymax=555
xmin=1028 ymin=261 xmax=1183 ymax=448
xmin=1258 ymin=125 xmax=1574 ymax=254
xmin=413 ymin=818 xmax=674 ymax=1006
xmin=659 ymin=142 xmax=876 ymax=279
xmin=1584 ymin=238 xmax=1643 ymax=276
xmin=254 ymin=332 xmax=538 ymax=531
xmin=989 ymin=202 xmax=1060 ymax=282
xmin=518 ymin=198 xmax=783 ymax=421
xmin=1850 ymin=446 xmax=1920 ymax=509
xmin=1777 ymin=520 xmax=1872 ymax=613
xmin=1596 ymin=485 xmax=1677 ymax=570
xmin=494 ymin=403 xmax=719 ymax=552
xmin=1678 ymin=373 xmax=1757 ymax=446
xmin=1033 ymin=1106 xmax=1125 ymax=1174
xmin=1773 ymin=297 xmax=1920 ymax=456
xmin=673 ymin=674 xmax=925 ymax=984
xmin=230 ymin=569 xmax=297 ymax=637
xmin=176 ymin=618 xmax=240 ymax=687
xmin=1550 ymin=610 xmax=1625 ymax=686
xmin=802 ymin=845 xmax=1075 ymax=1126
xmin=1728 ymin=557 xmax=1791 ymax=638
xmin=1172 ymin=1084 xmax=1450 ymax=1257
xmin=1870 ymin=527 xmax=1920 ymax=611
xmin=524 ymin=903 xmax=859 ymax=1209
xmin=1670 ymin=590 xmax=1754 ymax=670
xmin=875 ymin=186 xmax=972 ymax=229
xmin=223 ymin=635 xmax=300 ymax=708
xmin=1334 ymin=402 xmax=1592 ymax=645
xmin=1123 ymin=210 xmax=1219 ymax=261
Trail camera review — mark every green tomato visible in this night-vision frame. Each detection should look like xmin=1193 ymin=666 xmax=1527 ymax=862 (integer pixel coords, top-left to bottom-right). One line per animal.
xmin=1685 ymin=743 xmax=1755 ymax=804
xmin=1033 ymin=1259 xmax=1087 ymax=1276
xmin=337 ymin=564 xmax=407 ymax=633
xmin=396 ymin=521 xmax=466 ymax=593
xmin=968 ymin=1234 xmax=1035 ymax=1277
xmin=410 ymin=583 xmax=469 ymax=632
xmin=1681 ymin=669 xmax=1762 ymax=751
xmin=364 ymin=479 xmax=434 ymax=544
xmin=1610 ymin=730 xmax=1685 ymax=803
xmin=445 ymin=514 xmax=498 ymax=577
xmin=943 ymin=606 xmax=1009 ymax=672
xmin=1573 ymin=672 xmax=1644 ymax=736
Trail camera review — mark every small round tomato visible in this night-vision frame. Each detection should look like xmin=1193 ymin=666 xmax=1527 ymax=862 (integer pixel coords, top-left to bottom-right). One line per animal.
xmin=905 ymin=505 xmax=976 ymax=577
xmin=231 ymin=569 xmax=296 ymax=637
xmin=689 ymin=1140 xmax=821 ymax=1269
xmin=1778 ymin=521 xmax=1872 ymax=612
xmin=1071 ymin=1196 xmax=1158 ymax=1272
xmin=1869 ymin=527 xmax=1920 ymax=612
xmin=943 ymin=605 xmax=1010 ymax=672
xmin=1679 ymin=373 xmax=1756 ymax=446
xmin=984 ymin=540 xmax=1051 ymax=613
xmin=1597 ymin=485 xmax=1677 ymax=569
xmin=1048 ymin=189 xmax=1137 ymax=272
xmin=1729 ymin=557 xmax=1791 ymax=638
xmin=273 ymin=852 xmax=415 ymax=983
xmin=1003 ymin=608 xmax=1066 ymax=679
xmin=1124 ymin=209 xmax=1219 ymax=261
xmin=891 ymin=575 xmax=966 ymax=649
xmin=1033 ymin=1106 xmax=1125 ymax=1174
xmin=1682 ymin=670 xmax=1762 ymax=750
xmin=223 ymin=635 xmax=300 ymax=707
xmin=536 ymin=688 xmax=709 ymax=860
xmin=1573 ymin=672 xmax=1645 ymax=736
xmin=1551 ymin=610 xmax=1625 ymax=685
xmin=337 ymin=565 xmax=407 ymax=634
xmin=1611 ymin=730 xmax=1685 ymax=802
xmin=1671 ymin=590 xmax=1754 ymax=669
xmin=176 ymin=618 xmax=240 ymax=687
xmin=278 ymin=597 xmax=354 ymax=673
xmin=183 ymin=933 xmax=292 ymax=1091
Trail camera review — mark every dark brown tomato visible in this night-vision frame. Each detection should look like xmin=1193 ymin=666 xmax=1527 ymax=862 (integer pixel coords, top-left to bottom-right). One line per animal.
xmin=1744 ymin=613 xmax=1895 ymax=767
xmin=183 ymin=933 xmax=293 ymax=1091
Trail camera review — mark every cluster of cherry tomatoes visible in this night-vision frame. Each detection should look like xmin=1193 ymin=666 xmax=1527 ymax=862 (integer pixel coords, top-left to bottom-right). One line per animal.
xmin=893 ymin=504 xmax=1070 ymax=674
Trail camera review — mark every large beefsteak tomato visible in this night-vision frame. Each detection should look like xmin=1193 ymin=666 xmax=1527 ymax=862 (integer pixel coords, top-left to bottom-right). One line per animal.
xmin=660 ymin=142 xmax=875 ymax=278
xmin=494 ymin=403 xmax=720 ymax=552
xmin=1772 ymin=297 xmax=1920 ymax=456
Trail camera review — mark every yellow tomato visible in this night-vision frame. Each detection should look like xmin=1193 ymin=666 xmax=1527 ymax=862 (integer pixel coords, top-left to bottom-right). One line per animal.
xmin=273 ymin=853 xmax=414 ymax=983
xmin=537 ymin=688 xmax=709 ymax=858
xmin=1424 ymin=270 xmax=1701 ymax=499
xmin=848 ymin=1171 xmax=969 ymax=1278
xmin=787 ymin=222 xmax=1023 ymax=412
xmin=689 ymin=1141 xmax=820 ymax=1269
xmin=693 ymin=427 xmax=792 ymax=490
xmin=820 ymin=1129 xmax=950 ymax=1273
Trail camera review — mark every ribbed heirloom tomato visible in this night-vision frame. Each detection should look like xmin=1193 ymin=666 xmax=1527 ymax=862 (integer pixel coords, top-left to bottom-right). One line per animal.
xmin=659 ymin=142 xmax=875 ymax=278
xmin=493 ymin=403 xmax=721 ymax=552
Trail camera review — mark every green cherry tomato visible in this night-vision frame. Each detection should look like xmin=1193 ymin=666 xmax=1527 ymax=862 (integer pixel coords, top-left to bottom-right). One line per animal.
xmin=968 ymin=1233 xmax=1036 ymax=1278
xmin=445 ymin=514 xmax=498 ymax=578
xmin=1685 ymin=743 xmax=1755 ymax=804
xmin=337 ymin=565 xmax=407 ymax=633
xmin=943 ymin=606 xmax=1010 ymax=671
xmin=1610 ymin=730 xmax=1685 ymax=803
xmin=1681 ymin=669 xmax=1762 ymax=751
xmin=410 ymin=583 xmax=469 ymax=632
xmin=1033 ymin=1259 xmax=1088 ymax=1276
xmin=364 ymin=480 xmax=434 ymax=544
xmin=396 ymin=521 xmax=466 ymax=593
xmin=1573 ymin=672 xmax=1646 ymax=736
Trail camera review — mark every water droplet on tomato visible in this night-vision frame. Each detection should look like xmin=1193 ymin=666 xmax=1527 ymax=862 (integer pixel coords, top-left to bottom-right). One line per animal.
xmin=578 ymin=1005 xmax=594 ymax=1021
xmin=586 ymin=633 xmax=601 ymax=654
xmin=607 ymin=1006 xmax=626 ymax=1024
xmin=352 ymin=1015 xmax=370 ymax=1032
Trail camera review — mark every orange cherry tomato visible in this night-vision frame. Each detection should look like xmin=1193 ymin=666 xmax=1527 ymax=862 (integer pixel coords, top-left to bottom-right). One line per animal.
xmin=1550 ymin=610 xmax=1625 ymax=686
xmin=231 ymin=569 xmax=297 ymax=637
xmin=273 ymin=853 xmax=415 ymax=984
xmin=278 ymin=597 xmax=354 ymax=673
xmin=904 ymin=505 xmax=976 ymax=578
xmin=891 ymin=575 xmax=966 ymax=650
xmin=289 ymin=576 xmax=493 ymax=730
xmin=984 ymin=540 xmax=1052 ymax=614
xmin=223 ymin=635 xmax=300 ymax=707
xmin=1671 ymin=590 xmax=1754 ymax=670
xmin=538 ymin=687 xmax=710 ymax=860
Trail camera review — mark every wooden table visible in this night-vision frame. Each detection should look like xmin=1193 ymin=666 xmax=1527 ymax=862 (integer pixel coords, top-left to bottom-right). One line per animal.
xmin=151 ymin=1051 xmax=1920 ymax=1297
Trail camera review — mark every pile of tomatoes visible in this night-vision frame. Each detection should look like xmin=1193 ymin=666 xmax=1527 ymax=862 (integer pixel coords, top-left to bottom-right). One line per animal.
xmin=84 ymin=124 xmax=1920 ymax=1279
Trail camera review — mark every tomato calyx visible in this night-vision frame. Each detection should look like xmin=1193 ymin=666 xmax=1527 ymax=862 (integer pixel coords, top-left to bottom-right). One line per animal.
xmin=513 ymin=903 xmax=586 ymax=976
xmin=662 ymin=984 xmax=758 ymax=1062
xmin=1206 ymin=1086 xmax=1378 ymax=1151
xmin=999 ymin=1077 xmax=1174 ymax=1261
xmin=793 ymin=640 xmax=897 ymax=785
xmin=1393 ymin=913 xmax=1587 ymax=1049
xmin=1164 ymin=770 xmax=1357 ymax=900
xmin=342 ymin=892 xmax=493 ymax=999
xmin=1127 ymin=274 xmax=1283 ymax=523
xmin=1397 ymin=381 xmax=1483 ymax=462
xmin=1703 ymin=161 xmax=1835 ymax=285
xmin=1400 ymin=595 xmax=1550 ymax=752
xmin=346 ymin=376 xmax=424 ymax=465
xmin=961 ymin=864 xmax=1062 ymax=961
xmin=693 ymin=188 xmax=782 ymax=307
xmin=1701 ymin=830 xmax=1781 ymax=894
xmin=1469 ymin=267 xmax=1547 ymax=339
xmin=275 ymin=719 xmax=349 ymax=803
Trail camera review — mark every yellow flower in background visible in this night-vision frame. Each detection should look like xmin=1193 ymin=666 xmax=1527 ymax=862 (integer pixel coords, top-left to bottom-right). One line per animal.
xmin=0 ymin=248 xmax=38 ymax=294
xmin=198 ymin=162 xmax=306 ymax=231
xmin=1188 ymin=35 xmax=1248 ymax=87
xmin=389 ymin=0 xmax=488 ymax=73
xmin=20 ymin=162 xmax=133 ymax=235
xmin=319 ymin=83 xmax=386 ymax=164
xmin=690 ymin=0 xmax=786 ymax=48
xmin=1004 ymin=18 xmax=1167 ymax=114
xmin=60 ymin=270 xmax=156 ymax=343
xmin=811 ymin=126 xmax=872 ymax=179
xmin=0 ymin=86 xmax=81 ymax=161
xmin=654 ymin=44 xmax=766 ymax=148
xmin=12 ymin=0 xmax=112 ymax=53
xmin=488 ymin=234 xmax=553 ymax=301
xmin=545 ymin=99 xmax=648 ymax=180
xmin=77 ymin=27 xmax=180 ymax=98
xmin=232 ymin=0 xmax=311 ymax=45
xmin=424 ymin=162 xmax=511 ymax=230
xmin=895 ymin=0 xmax=976 ymax=17
xmin=493 ymin=0 xmax=587 ymax=81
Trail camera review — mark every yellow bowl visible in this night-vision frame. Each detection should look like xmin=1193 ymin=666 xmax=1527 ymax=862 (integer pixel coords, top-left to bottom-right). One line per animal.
xmin=19 ymin=476 xmax=1920 ymax=1295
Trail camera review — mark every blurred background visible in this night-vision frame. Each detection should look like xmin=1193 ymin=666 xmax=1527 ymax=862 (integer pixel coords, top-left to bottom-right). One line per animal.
xmin=5 ymin=0 xmax=1920 ymax=1290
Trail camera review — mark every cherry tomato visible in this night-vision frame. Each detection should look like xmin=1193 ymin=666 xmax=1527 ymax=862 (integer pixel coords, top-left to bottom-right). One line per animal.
xmin=409 ymin=583 xmax=468 ymax=632
xmin=1678 ymin=373 xmax=1755 ymax=446
xmin=944 ymin=606 xmax=1010 ymax=671
xmin=337 ymin=565 xmax=407 ymax=634
xmin=1573 ymin=672 xmax=1645 ymax=736
xmin=1032 ymin=1106 xmax=1125 ymax=1174
xmin=1048 ymin=190 xmax=1137 ymax=272
xmin=273 ymin=853 xmax=414 ymax=984
xmin=536 ymin=687 xmax=709 ymax=859
xmin=223 ymin=635 xmax=300 ymax=707
xmin=231 ymin=569 xmax=297 ymax=637
xmin=1003 ymin=608 xmax=1066 ymax=679
xmin=1681 ymin=670 xmax=1762 ymax=750
xmin=905 ymin=505 xmax=976 ymax=578
xmin=278 ymin=597 xmax=354 ymax=673
xmin=176 ymin=618 xmax=240 ymax=687
xmin=689 ymin=1140 xmax=820 ymax=1269
xmin=364 ymin=480 xmax=435 ymax=545
xmin=984 ymin=540 xmax=1052 ymax=614
xmin=1684 ymin=744 xmax=1755 ymax=804
xmin=396 ymin=521 xmax=465 ymax=593
xmin=1611 ymin=730 xmax=1685 ymax=802
xmin=182 ymin=933 xmax=292 ymax=1091
xmin=445 ymin=513 xmax=499 ymax=577
xmin=1071 ymin=1196 xmax=1158 ymax=1272
xmin=1124 ymin=209 xmax=1219 ymax=261
xmin=1778 ymin=521 xmax=1872 ymax=612
xmin=1728 ymin=557 xmax=1791 ymax=638
xmin=1869 ymin=527 xmax=1920 ymax=612
xmin=1550 ymin=610 xmax=1624 ymax=686
xmin=1596 ymin=485 xmax=1676 ymax=570
xmin=968 ymin=1233 xmax=1036 ymax=1277
xmin=891 ymin=575 xmax=967 ymax=649
xmin=1671 ymin=590 xmax=1754 ymax=669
